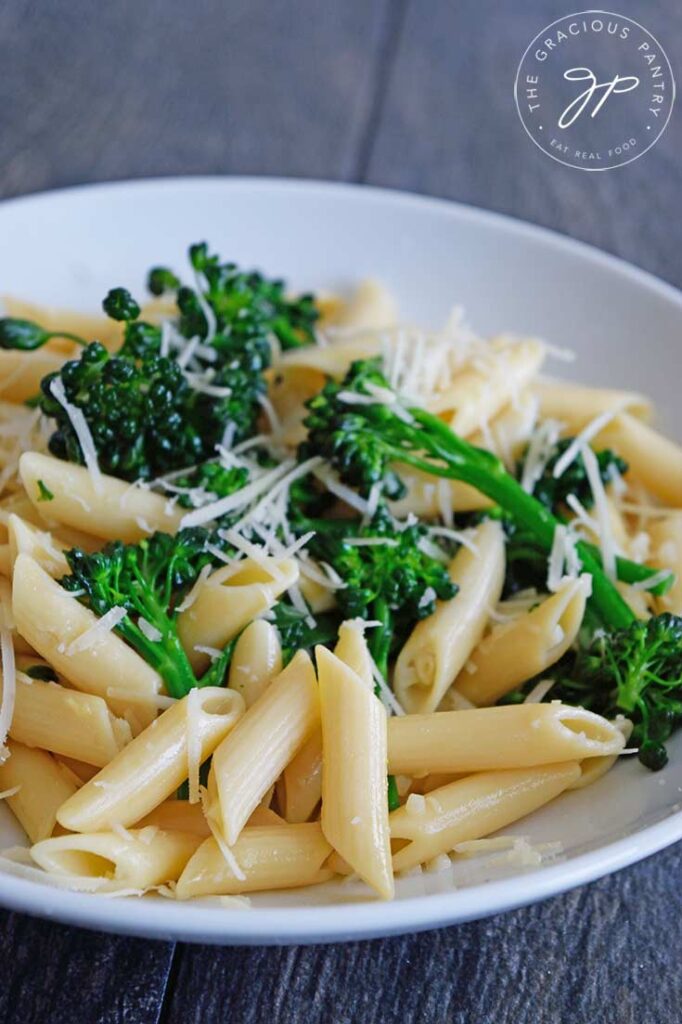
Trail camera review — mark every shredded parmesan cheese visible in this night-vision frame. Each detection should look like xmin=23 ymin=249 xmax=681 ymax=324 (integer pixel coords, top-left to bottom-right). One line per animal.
xmin=523 ymin=678 xmax=555 ymax=704
xmin=138 ymin=617 xmax=163 ymax=643
xmin=65 ymin=606 xmax=128 ymax=655
xmin=581 ymin=442 xmax=617 ymax=579
xmin=49 ymin=377 xmax=104 ymax=494
xmin=552 ymin=406 xmax=626 ymax=479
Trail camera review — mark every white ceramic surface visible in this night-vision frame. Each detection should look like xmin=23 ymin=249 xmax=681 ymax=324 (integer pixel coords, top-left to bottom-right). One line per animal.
xmin=0 ymin=177 xmax=680 ymax=945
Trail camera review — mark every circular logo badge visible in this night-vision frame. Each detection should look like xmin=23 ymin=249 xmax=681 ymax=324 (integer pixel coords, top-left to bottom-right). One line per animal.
xmin=514 ymin=10 xmax=675 ymax=170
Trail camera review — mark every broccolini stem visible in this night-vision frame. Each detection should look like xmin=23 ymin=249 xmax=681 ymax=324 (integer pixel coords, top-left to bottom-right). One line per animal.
xmin=393 ymin=407 xmax=635 ymax=630
xmin=387 ymin=775 xmax=401 ymax=812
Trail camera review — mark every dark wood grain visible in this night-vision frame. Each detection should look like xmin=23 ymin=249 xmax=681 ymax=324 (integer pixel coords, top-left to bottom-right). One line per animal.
xmin=163 ymin=844 xmax=682 ymax=1024
xmin=365 ymin=0 xmax=682 ymax=288
xmin=0 ymin=909 xmax=173 ymax=1024
xmin=0 ymin=0 xmax=390 ymax=195
xmin=0 ymin=0 xmax=680 ymax=1021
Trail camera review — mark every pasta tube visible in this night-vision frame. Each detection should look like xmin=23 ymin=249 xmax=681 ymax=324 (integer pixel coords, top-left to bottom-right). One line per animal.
xmin=135 ymin=799 xmax=211 ymax=836
xmin=12 ymin=554 xmax=162 ymax=727
xmin=435 ymin=338 xmax=545 ymax=432
xmin=56 ymin=756 xmax=99 ymax=784
xmin=212 ymin=651 xmax=319 ymax=845
xmin=0 ymin=351 xmax=68 ymax=404
xmin=569 ymin=718 xmax=632 ymax=790
xmin=0 ymin=740 xmax=78 ymax=843
xmin=278 ymin=728 xmax=323 ymax=824
xmin=317 ymin=647 xmax=393 ymax=899
xmin=31 ymin=828 xmax=201 ymax=889
xmin=649 ymin=514 xmax=682 ymax=615
xmin=535 ymin=379 xmax=651 ymax=429
xmin=20 ymin=452 xmax=183 ymax=542
xmin=279 ymin=620 xmax=376 ymax=827
xmin=388 ymin=468 xmax=490 ymax=518
xmin=9 ymin=672 xmax=132 ymax=766
xmin=391 ymin=762 xmax=580 ymax=872
xmin=393 ymin=520 xmax=505 ymax=713
xmin=177 ymin=557 xmax=299 ymax=674
xmin=175 ymin=823 xmax=333 ymax=898
xmin=595 ymin=415 xmax=682 ymax=506
xmin=334 ymin=620 xmax=374 ymax=687
xmin=56 ymin=688 xmax=244 ymax=832
xmin=469 ymin=393 xmax=539 ymax=469
xmin=227 ymin=620 xmax=282 ymax=707
xmin=298 ymin=574 xmax=337 ymax=613
xmin=387 ymin=703 xmax=625 ymax=775
xmin=323 ymin=279 xmax=398 ymax=332
xmin=454 ymin=575 xmax=591 ymax=706
xmin=7 ymin=514 xmax=69 ymax=577
xmin=278 ymin=336 xmax=383 ymax=377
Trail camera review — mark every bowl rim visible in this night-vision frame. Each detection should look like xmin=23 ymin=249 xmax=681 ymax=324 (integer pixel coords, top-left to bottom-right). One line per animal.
xmin=1 ymin=174 xmax=681 ymax=944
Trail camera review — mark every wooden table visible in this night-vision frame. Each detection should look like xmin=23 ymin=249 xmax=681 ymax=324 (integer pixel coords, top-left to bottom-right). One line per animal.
xmin=0 ymin=1 xmax=680 ymax=1020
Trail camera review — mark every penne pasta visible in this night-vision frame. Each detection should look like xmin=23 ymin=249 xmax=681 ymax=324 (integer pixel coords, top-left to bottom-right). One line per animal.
xmin=595 ymin=414 xmax=682 ymax=506
xmin=56 ymin=756 xmax=99 ymax=784
xmin=469 ymin=393 xmax=540 ymax=469
xmin=298 ymin=573 xmax=338 ymax=613
xmin=9 ymin=671 xmax=132 ymax=767
xmin=453 ymin=575 xmax=591 ymax=706
xmin=135 ymin=799 xmax=212 ymax=836
xmin=278 ymin=728 xmax=323 ymax=824
xmin=56 ymin=688 xmax=244 ymax=832
xmin=0 ymin=739 xmax=78 ymax=843
xmin=394 ymin=520 xmax=505 ymax=713
xmin=317 ymin=647 xmax=393 ymax=899
xmin=7 ymin=513 xmax=69 ymax=578
xmin=387 ymin=703 xmax=625 ymax=775
xmin=0 ymin=350 xmax=68 ymax=404
xmin=12 ymin=553 xmax=162 ymax=728
xmin=177 ymin=557 xmax=298 ymax=674
xmin=20 ymin=452 xmax=183 ymax=543
xmin=390 ymin=762 xmax=580 ymax=872
xmin=175 ymin=823 xmax=333 ymax=898
xmin=322 ymin=279 xmax=399 ymax=332
xmin=648 ymin=514 xmax=682 ymax=615
xmin=388 ymin=469 xmax=490 ymax=518
xmin=437 ymin=338 xmax=545 ymax=432
xmin=281 ymin=625 xmax=380 ymax=829
xmin=31 ymin=828 xmax=201 ymax=889
xmin=569 ymin=718 xmax=633 ymax=790
xmin=534 ymin=378 xmax=652 ymax=429
xmin=247 ymin=805 xmax=287 ymax=827
xmin=333 ymin=620 xmax=374 ymax=688
xmin=227 ymin=619 xmax=282 ymax=707
xmin=212 ymin=651 xmax=319 ymax=845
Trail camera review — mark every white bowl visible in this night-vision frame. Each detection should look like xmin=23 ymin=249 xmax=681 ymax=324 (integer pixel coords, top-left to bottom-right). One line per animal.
xmin=0 ymin=177 xmax=680 ymax=945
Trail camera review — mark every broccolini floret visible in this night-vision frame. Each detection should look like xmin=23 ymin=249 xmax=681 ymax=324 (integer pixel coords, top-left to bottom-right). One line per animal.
xmin=302 ymin=505 xmax=457 ymax=677
xmin=61 ymin=528 xmax=234 ymax=698
xmin=520 ymin=437 xmax=628 ymax=515
xmin=300 ymin=358 xmax=635 ymax=630
xmin=268 ymin=602 xmax=341 ymax=666
xmin=530 ymin=614 xmax=682 ymax=770
xmin=39 ymin=342 xmax=210 ymax=481
xmin=153 ymin=242 xmax=319 ymax=351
